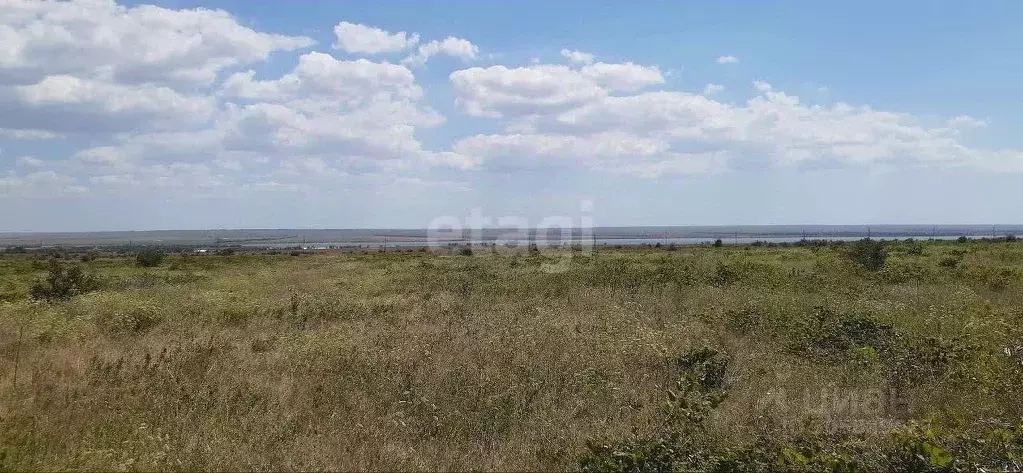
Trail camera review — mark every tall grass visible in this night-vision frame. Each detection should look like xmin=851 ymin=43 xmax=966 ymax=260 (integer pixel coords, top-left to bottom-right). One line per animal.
xmin=0 ymin=241 xmax=1021 ymax=470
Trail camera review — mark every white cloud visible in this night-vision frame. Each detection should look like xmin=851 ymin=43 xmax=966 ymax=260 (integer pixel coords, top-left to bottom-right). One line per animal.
xmin=717 ymin=55 xmax=740 ymax=64
xmin=75 ymin=146 xmax=131 ymax=167
xmin=0 ymin=0 xmax=310 ymax=138
xmin=3 ymin=2 xmax=1023 ymax=206
xmin=15 ymin=156 xmax=44 ymax=167
xmin=450 ymin=65 xmax=606 ymax=118
xmin=221 ymin=52 xmax=422 ymax=104
xmin=0 ymin=0 xmax=314 ymax=88
xmin=0 ymin=170 xmax=84 ymax=197
xmin=5 ymin=75 xmax=215 ymax=132
xmin=66 ymin=48 xmax=456 ymax=191
xmin=448 ymin=69 xmax=1023 ymax=175
xmin=452 ymin=132 xmax=725 ymax=177
xmin=948 ymin=115 xmax=988 ymax=128
xmin=403 ymin=37 xmax=479 ymax=66
xmin=448 ymin=60 xmax=662 ymax=119
xmin=703 ymin=83 xmax=725 ymax=95
xmin=579 ymin=62 xmax=664 ymax=92
xmin=0 ymin=128 xmax=62 ymax=140
xmin=560 ymin=49 xmax=595 ymax=65
xmin=332 ymin=22 xmax=419 ymax=54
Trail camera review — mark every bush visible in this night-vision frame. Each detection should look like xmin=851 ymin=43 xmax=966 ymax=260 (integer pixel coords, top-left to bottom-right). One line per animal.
xmin=811 ymin=314 xmax=899 ymax=360
xmin=135 ymin=250 xmax=165 ymax=267
xmin=848 ymin=238 xmax=886 ymax=271
xmin=902 ymin=243 xmax=925 ymax=256
xmin=459 ymin=246 xmax=474 ymax=256
xmin=579 ymin=342 xmax=1018 ymax=472
xmin=938 ymin=256 xmax=960 ymax=269
xmin=580 ymin=347 xmax=730 ymax=472
xmin=96 ymin=303 xmax=162 ymax=334
xmin=714 ymin=239 xmax=724 ymax=247
xmin=29 ymin=259 xmax=99 ymax=301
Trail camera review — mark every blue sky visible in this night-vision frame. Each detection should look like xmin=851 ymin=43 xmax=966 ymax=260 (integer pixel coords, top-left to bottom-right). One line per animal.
xmin=2 ymin=0 xmax=1022 ymax=231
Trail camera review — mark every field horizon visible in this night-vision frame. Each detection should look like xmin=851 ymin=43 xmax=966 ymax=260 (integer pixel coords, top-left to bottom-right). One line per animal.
xmin=4 ymin=224 xmax=1023 ymax=249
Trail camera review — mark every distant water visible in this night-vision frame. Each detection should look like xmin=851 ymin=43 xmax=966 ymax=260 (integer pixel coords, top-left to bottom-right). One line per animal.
xmin=2 ymin=225 xmax=1022 ymax=248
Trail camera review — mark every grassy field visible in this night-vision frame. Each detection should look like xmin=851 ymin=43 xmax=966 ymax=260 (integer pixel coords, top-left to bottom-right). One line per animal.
xmin=1 ymin=240 xmax=1022 ymax=471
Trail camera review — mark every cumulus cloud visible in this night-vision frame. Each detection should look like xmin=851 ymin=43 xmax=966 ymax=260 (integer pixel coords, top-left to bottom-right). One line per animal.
xmin=451 ymin=132 xmax=725 ymax=177
xmin=0 ymin=0 xmax=311 ymax=137
xmin=449 ymin=67 xmax=1023 ymax=176
xmin=0 ymin=170 xmax=85 ymax=197
xmin=3 ymin=0 xmax=1023 ymax=206
xmin=579 ymin=62 xmax=664 ymax=92
xmin=332 ymin=22 xmax=419 ymax=54
xmin=703 ymin=83 xmax=725 ymax=95
xmin=0 ymin=0 xmax=314 ymax=88
xmin=560 ymin=49 xmax=595 ymax=65
xmin=402 ymin=37 xmax=479 ymax=66
xmin=15 ymin=156 xmax=44 ymax=167
xmin=3 ymin=75 xmax=215 ymax=133
xmin=221 ymin=52 xmax=423 ymax=103
xmin=948 ymin=115 xmax=988 ymax=128
xmin=448 ymin=60 xmax=662 ymax=119
xmin=717 ymin=55 xmax=740 ymax=64
xmin=0 ymin=2 xmax=476 ymax=200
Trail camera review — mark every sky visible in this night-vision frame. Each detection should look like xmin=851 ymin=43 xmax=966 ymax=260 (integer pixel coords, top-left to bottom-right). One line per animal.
xmin=2 ymin=0 xmax=1023 ymax=231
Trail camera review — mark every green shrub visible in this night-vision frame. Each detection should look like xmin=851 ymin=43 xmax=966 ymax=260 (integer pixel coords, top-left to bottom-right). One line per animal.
xmin=579 ymin=341 xmax=1018 ymax=473
xmin=29 ymin=259 xmax=99 ymax=301
xmin=812 ymin=315 xmax=899 ymax=359
xmin=938 ymin=256 xmax=961 ymax=269
xmin=713 ymin=263 xmax=739 ymax=286
xmin=847 ymin=239 xmax=887 ymax=271
xmin=135 ymin=250 xmax=165 ymax=267
xmin=96 ymin=303 xmax=163 ymax=334
xmin=580 ymin=347 xmax=730 ymax=472
xmin=902 ymin=243 xmax=925 ymax=256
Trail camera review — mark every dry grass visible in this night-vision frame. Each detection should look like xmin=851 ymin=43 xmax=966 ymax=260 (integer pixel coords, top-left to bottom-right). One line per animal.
xmin=1 ymin=241 xmax=1021 ymax=470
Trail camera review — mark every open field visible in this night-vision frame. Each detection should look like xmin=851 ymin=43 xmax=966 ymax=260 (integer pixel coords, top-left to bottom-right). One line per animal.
xmin=1 ymin=240 xmax=1022 ymax=471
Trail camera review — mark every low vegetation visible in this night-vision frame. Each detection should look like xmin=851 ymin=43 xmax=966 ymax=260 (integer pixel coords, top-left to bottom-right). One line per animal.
xmin=135 ymin=249 xmax=165 ymax=268
xmin=0 ymin=239 xmax=1021 ymax=471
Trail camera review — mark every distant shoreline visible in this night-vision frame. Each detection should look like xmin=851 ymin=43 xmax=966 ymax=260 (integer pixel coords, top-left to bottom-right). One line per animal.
xmin=2 ymin=224 xmax=1021 ymax=248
